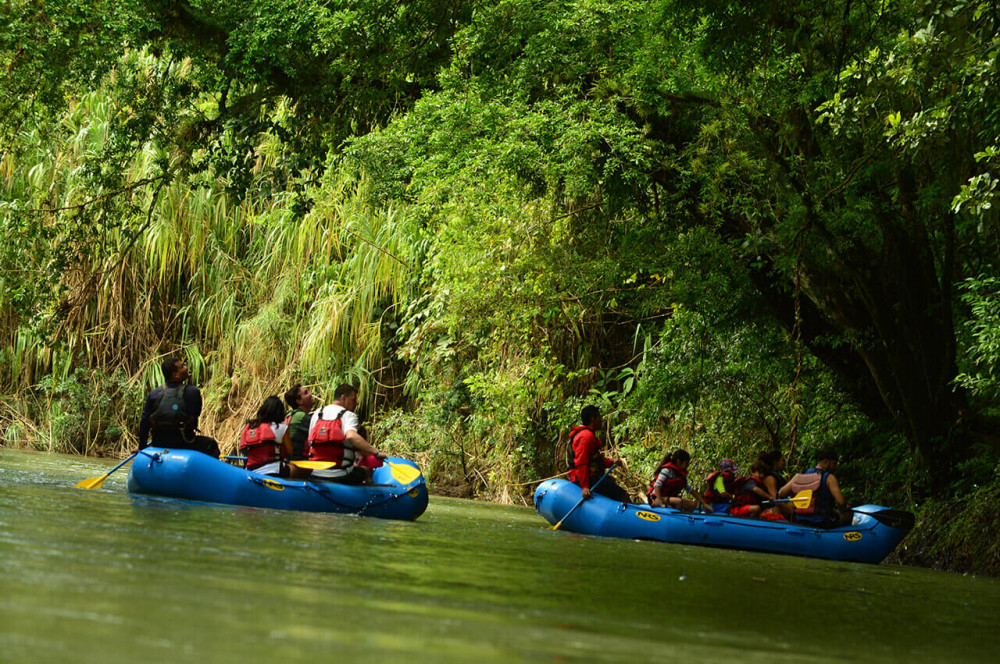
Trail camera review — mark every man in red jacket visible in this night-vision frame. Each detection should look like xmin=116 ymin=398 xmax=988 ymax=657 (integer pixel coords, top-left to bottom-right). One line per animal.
xmin=567 ymin=405 xmax=630 ymax=502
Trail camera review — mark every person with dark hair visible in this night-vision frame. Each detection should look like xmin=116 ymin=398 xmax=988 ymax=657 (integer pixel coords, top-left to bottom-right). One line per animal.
xmin=647 ymin=449 xmax=712 ymax=511
xmin=306 ymin=384 xmax=386 ymax=484
xmin=138 ymin=356 xmax=219 ymax=457
xmin=757 ymin=450 xmax=787 ymax=496
xmin=239 ymin=396 xmax=292 ymax=476
xmin=566 ymin=405 xmax=630 ymax=503
xmin=779 ymin=448 xmax=850 ymax=527
xmin=730 ymin=461 xmax=787 ymax=521
xmin=702 ymin=459 xmax=739 ymax=513
xmin=758 ymin=449 xmax=790 ymax=518
xmin=283 ymin=383 xmax=316 ymax=461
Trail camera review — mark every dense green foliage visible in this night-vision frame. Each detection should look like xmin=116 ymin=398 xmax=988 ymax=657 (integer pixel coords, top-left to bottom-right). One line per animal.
xmin=3 ymin=1 xmax=1000 ymax=568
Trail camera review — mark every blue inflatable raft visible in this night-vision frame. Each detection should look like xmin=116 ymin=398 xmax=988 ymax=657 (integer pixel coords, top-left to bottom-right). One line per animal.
xmin=127 ymin=447 xmax=428 ymax=521
xmin=534 ymin=479 xmax=913 ymax=564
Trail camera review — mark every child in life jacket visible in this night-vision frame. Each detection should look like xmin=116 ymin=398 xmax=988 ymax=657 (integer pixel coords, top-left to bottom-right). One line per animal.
xmin=647 ymin=449 xmax=712 ymax=512
xmin=730 ymin=461 xmax=787 ymax=521
xmin=703 ymin=459 xmax=739 ymax=513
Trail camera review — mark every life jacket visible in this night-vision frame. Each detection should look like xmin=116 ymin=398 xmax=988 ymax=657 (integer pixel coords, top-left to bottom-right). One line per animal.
xmin=239 ymin=422 xmax=280 ymax=470
xmin=284 ymin=408 xmax=312 ymax=460
xmin=565 ymin=427 xmax=604 ymax=476
xmin=731 ymin=475 xmax=764 ymax=508
xmin=307 ymin=409 xmax=353 ymax=468
xmin=788 ymin=469 xmax=832 ymax=517
xmin=647 ymin=461 xmax=687 ymax=501
xmin=703 ymin=470 xmax=735 ymax=503
xmin=149 ymin=385 xmax=191 ymax=440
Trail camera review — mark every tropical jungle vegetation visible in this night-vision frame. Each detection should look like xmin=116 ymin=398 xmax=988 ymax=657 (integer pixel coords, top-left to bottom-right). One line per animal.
xmin=2 ymin=1 xmax=999 ymax=573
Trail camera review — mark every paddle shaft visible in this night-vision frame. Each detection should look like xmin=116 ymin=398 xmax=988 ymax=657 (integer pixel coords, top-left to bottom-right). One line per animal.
xmin=550 ymin=463 xmax=616 ymax=531
xmin=105 ymin=452 xmax=139 ymax=475
xmin=761 ymin=489 xmax=813 ymax=509
xmin=291 ymin=458 xmax=422 ymax=484
xmin=75 ymin=451 xmax=138 ymax=489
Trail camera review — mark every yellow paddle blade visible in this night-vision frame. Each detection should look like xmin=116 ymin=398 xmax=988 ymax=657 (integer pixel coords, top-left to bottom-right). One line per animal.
xmin=290 ymin=460 xmax=339 ymax=470
xmin=386 ymin=460 xmax=422 ymax=485
xmin=788 ymin=489 xmax=813 ymax=509
xmin=75 ymin=474 xmax=109 ymax=489
xmin=292 ymin=459 xmax=422 ymax=484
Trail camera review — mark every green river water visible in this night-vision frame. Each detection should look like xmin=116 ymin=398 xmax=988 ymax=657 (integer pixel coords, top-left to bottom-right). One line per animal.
xmin=2 ymin=448 xmax=999 ymax=663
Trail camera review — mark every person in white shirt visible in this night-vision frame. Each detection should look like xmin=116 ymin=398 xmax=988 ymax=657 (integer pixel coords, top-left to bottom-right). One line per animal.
xmin=307 ymin=384 xmax=385 ymax=484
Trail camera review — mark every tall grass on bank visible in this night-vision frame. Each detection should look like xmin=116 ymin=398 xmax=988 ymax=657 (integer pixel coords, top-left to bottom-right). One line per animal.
xmin=1 ymin=85 xmax=418 ymax=456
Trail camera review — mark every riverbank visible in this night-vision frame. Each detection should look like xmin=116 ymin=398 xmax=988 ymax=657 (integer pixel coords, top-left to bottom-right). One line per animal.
xmin=889 ymin=483 xmax=1000 ymax=576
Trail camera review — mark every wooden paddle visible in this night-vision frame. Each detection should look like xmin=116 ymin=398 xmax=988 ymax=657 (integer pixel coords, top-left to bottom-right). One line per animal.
xmin=549 ymin=463 xmax=616 ymax=531
xmin=75 ymin=452 xmax=138 ymax=489
xmin=291 ymin=459 xmax=422 ymax=484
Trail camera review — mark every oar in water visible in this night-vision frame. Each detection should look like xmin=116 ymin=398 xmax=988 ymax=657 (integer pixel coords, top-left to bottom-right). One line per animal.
xmin=549 ymin=463 xmax=616 ymax=532
xmin=762 ymin=489 xmax=813 ymax=509
xmin=75 ymin=451 xmax=138 ymax=489
xmin=291 ymin=459 xmax=422 ymax=485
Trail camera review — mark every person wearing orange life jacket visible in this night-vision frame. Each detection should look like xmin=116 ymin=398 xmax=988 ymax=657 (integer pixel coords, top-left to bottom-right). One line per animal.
xmin=779 ymin=448 xmax=850 ymax=528
xmin=730 ymin=461 xmax=787 ymax=521
xmin=306 ymin=384 xmax=386 ymax=485
xmin=567 ymin=405 xmax=630 ymax=502
xmin=239 ymin=396 xmax=293 ymax=476
xmin=703 ymin=459 xmax=739 ymax=513
xmin=647 ymin=449 xmax=712 ymax=512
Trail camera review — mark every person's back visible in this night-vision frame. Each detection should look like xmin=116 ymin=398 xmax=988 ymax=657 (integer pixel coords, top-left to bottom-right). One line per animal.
xmin=138 ymin=357 xmax=219 ymax=457
xmin=780 ymin=449 xmax=849 ymax=527
xmin=240 ymin=396 xmax=291 ymax=477
xmin=306 ymin=384 xmax=386 ymax=485
xmin=144 ymin=383 xmax=196 ymax=447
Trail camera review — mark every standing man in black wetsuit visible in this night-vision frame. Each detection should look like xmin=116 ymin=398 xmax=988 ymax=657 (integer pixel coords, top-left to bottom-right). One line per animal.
xmin=138 ymin=356 xmax=219 ymax=457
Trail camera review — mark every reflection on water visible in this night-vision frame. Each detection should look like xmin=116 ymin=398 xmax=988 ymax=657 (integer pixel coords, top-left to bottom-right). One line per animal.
xmin=2 ymin=447 xmax=999 ymax=663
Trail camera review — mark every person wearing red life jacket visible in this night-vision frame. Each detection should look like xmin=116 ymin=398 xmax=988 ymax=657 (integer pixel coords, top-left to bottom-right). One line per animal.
xmin=306 ymin=384 xmax=386 ymax=485
xmin=647 ymin=449 xmax=712 ymax=512
xmin=730 ymin=461 xmax=787 ymax=521
xmin=239 ymin=396 xmax=293 ymax=476
xmin=779 ymin=448 xmax=850 ymax=527
xmin=702 ymin=459 xmax=739 ymax=512
xmin=567 ymin=405 xmax=630 ymax=502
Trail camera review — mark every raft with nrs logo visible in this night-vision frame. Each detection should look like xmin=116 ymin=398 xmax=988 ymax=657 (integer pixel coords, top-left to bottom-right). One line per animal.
xmin=533 ymin=478 xmax=912 ymax=564
xmin=127 ymin=447 xmax=428 ymax=521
